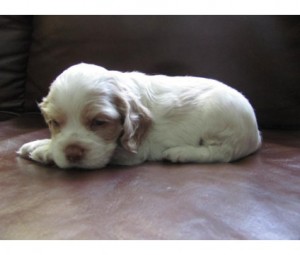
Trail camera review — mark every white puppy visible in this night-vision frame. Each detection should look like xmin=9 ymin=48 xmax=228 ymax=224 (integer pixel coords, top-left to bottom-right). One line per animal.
xmin=17 ymin=63 xmax=261 ymax=169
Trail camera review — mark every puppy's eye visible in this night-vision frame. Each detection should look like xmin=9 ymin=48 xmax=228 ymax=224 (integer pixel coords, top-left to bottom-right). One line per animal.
xmin=91 ymin=119 xmax=107 ymax=129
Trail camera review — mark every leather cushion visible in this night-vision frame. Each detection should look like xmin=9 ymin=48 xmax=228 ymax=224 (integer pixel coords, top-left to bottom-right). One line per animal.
xmin=0 ymin=16 xmax=32 ymax=119
xmin=1 ymin=114 xmax=300 ymax=239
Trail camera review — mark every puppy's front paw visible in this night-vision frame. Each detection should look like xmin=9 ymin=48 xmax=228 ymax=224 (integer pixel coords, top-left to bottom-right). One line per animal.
xmin=163 ymin=147 xmax=186 ymax=163
xmin=17 ymin=139 xmax=53 ymax=165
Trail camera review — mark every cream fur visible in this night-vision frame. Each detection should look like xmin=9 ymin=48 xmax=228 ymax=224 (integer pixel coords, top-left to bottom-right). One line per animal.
xmin=17 ymin=63 xmax=261 ymax=169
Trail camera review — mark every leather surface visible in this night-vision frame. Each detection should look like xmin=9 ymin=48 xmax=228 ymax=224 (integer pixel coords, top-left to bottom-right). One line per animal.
xmin=0 ymin=16 xmax=32 ymax=118
xmin=1 ymin=15 xmax=300 ymax=240
xmin=24 ymin=16 xmax=300 ymax=129
xmin=0 ymin=115 xmax=299 ymax=239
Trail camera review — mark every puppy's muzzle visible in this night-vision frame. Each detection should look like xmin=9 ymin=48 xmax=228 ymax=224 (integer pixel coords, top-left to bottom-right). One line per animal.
xmin=64 ymin=144 xmax=85 ymax=163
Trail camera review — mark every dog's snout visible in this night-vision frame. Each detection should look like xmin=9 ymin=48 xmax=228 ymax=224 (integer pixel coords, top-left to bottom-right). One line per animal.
xmin=65 ymin=144 xmax=85 ymax=163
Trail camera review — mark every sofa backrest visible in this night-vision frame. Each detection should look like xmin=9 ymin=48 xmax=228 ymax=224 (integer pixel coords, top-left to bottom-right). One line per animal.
xmin=0 ymin=16 xmax=32 ymax=120
xmin=1 ymin=16 xmax=300 ymax=129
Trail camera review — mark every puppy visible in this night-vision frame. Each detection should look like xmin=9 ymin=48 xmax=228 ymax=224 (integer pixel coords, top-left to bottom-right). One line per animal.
xmin=17 ymin=63 xmax=261 ymax=169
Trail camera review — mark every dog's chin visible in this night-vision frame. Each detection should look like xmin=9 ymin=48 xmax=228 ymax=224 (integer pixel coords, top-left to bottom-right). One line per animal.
xmin=53 ymin=155 xmax=112 ymax=169
xmin=55 ymin=160 xmax=110 ymax=170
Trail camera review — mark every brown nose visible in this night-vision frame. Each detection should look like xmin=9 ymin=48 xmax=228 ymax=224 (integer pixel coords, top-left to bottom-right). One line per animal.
xmin=64 ymin=144 xmax=85 ymax=163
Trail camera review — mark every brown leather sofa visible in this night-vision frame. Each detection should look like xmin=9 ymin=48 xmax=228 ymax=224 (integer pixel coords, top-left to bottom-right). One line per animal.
xmin=0 ymin=16 xmax=299 ymax=239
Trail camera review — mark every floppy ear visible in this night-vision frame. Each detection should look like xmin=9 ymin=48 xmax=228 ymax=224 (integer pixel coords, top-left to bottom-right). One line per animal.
xmin=114 ymin=91 xmax=152 ymax=153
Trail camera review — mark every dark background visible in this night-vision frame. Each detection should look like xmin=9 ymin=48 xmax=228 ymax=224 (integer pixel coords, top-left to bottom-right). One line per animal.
xmin=1 ymin=16 xmax=300 ymax=129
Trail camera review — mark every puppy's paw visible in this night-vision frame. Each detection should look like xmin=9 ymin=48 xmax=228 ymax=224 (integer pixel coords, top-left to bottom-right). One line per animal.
xmin=162 ymin=147 xmax=187 ymax=163
xmin=17 ymin=139 xmax=53 ymax=165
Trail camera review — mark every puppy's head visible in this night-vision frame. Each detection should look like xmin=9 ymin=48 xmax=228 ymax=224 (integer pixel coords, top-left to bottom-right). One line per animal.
xmin=40 ymin=63 xmax=152 ymax=169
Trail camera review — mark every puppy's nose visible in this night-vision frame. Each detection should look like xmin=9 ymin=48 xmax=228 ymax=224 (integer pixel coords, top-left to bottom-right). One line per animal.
xmin=65 ymin=144 xmax=85 ymax=163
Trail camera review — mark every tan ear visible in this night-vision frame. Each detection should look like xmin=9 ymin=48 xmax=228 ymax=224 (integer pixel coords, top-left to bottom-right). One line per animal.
xmin=115 ymin=91 xmax=152 ymax=153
